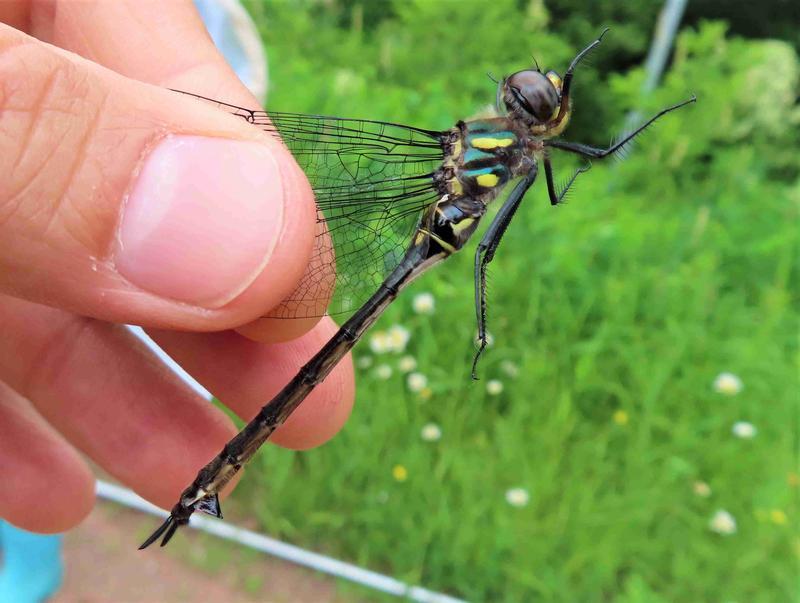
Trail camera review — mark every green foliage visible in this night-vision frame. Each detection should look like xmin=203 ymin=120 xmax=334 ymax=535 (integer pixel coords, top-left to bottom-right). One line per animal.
xmin=684 ymin=0 xmax=800 ymax=52
xmin=234 ymin=4 xmax=798 ymax=601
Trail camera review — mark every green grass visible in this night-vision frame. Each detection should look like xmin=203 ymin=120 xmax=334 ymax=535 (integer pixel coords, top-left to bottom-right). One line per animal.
xmin=229 ymin=4 xmax=798 ymax=601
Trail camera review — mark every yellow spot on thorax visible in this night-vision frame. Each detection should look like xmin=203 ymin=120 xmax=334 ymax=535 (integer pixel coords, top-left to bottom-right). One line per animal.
xmin=476 ymin=173 xmax=499 ymax=187
xmin=470 ymin=137 xmax=514 ymax=150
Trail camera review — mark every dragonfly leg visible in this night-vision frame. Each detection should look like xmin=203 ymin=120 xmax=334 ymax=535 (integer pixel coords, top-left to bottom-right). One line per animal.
xmin=543 ymin=156 xmax=591 ymax=206
xmin=471 ymin=165 xmax=539 ymax=379
xmin=546 ymin=96 xmax=696 ymax=159
xmin=550 ymin=28 xmax=609 ymax=127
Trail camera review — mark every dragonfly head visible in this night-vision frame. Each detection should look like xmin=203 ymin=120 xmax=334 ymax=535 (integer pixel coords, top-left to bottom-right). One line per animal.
xmin=501 ymin=69 xmax=569 ymax=135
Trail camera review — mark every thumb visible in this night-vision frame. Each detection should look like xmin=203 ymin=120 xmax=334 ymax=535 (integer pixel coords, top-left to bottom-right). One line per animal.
xmin=0 ymin=24 xmax=315 ymax=331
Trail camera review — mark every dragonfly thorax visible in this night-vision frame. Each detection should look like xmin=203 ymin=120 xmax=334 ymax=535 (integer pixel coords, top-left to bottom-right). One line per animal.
xmin=442 ymin=119 xmax=537 ymax=204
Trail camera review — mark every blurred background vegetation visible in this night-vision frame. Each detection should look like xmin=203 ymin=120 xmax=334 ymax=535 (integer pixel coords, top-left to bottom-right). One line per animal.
xmin=212 ymin=1 xmax=798 ymax=600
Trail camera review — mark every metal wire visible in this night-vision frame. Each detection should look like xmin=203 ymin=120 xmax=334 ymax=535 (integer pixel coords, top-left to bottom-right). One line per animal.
xmin=624 ymin=0 xmax=689 ymax=133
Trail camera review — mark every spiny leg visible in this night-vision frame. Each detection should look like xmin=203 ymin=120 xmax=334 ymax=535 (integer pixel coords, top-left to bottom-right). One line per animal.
xmin=551 ymin=28 xmax=610 ymax=127
xmin=544 ymin=157 xmax=592 ymax=206
xmin=472 ymin=166 xmax=539 ymax=379
xmin=546 ymin=95 xmax=696 ymax=159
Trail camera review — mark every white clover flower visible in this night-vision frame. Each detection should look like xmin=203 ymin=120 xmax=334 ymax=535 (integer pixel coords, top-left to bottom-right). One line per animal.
xmin=709 ymin=509 xmax=737 ymax=535
xmin=693 ymin=481 xmax=712 ymax=498
xmin=713 ymin=372 xmax=743 ymax=395
xmin=374 ymin=364 xmax=393 ymax=380
xmin=356 ymin=355 xmax=373 ymax=369
xmin=412 ymin=292 xmax=435 ymax=315
xmin=398 ymin=355 xmax=417 ymax=373
xmin=333 ymin=68 xmax=359 ymax=95
xmin=500 ymin=360 xmax=519 ymax=378
xmin=407 ymin=372 xmax=428 ymax=392
xmin=505 ymin=487 xmax=530 ymax=508
xmin=486 ymin=379 xmax=504 ymax=396
xmin=420 ymin=422 xmax=442 ymax=442
xmin=387 ymin=324 xmax=411 ymax=353
xmin=732 ymin=421 xmax=757 ymax=439
xmin=369 ymin=330 xmax=391 ymax=354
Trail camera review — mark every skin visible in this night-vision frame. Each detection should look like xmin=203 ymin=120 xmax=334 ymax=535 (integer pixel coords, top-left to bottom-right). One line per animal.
xmin=0 ymin=1 xmax=354 ymax=534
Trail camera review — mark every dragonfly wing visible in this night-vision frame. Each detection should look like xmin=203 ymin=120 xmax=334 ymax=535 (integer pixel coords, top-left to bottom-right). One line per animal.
xmin=173 ymin=91 xmax=446 ymax=319
xmin=264 ymin=112 xmax=445 ymax=318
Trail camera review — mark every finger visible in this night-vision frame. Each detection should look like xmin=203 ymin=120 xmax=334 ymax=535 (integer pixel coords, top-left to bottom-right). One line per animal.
xmin=27 ymin=0 xmax=251 ymax=104
xmin=0 ymin=380 xmax=95 ymax=533
xmin=25 ymin=0 xmax=336 ymax=344
xmin=149 ymin=320 xmax=355 ymax=450
xmin=0 ymin=24 xmax=316 ymax=331
xmin=0 ymin=294 xmax=241 ymax=510
xmin=0 ymin=2 xmax=27 ymax=31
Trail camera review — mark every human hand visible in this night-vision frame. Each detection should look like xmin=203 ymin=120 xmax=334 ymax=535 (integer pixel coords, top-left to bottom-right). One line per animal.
xmin=0 ymin=1 xmax=354 ymax=534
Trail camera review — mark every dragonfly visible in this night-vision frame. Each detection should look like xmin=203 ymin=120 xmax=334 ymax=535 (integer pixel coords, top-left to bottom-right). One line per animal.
xmin=140 ymin=29 xmax=695 ymax=548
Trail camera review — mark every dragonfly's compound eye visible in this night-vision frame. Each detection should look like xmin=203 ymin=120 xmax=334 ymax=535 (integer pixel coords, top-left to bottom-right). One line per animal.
xmin=504 ymin=70 xmax=559 ymax=124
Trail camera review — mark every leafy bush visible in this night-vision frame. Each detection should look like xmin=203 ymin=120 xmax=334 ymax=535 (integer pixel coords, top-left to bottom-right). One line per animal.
xmin=231 ymin=4 xmax=798 ymax=601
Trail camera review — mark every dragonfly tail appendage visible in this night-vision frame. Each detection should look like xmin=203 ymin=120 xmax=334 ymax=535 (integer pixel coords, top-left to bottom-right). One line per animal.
xmin=138 ymin=496 xmax=212 ymax=549
xmin=139 ymin=515 xmax=179 ymax=549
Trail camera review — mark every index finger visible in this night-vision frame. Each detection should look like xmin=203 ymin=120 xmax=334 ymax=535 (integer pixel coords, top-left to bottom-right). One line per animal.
xmin=25 ymin=1 xmax=246 ymax=102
